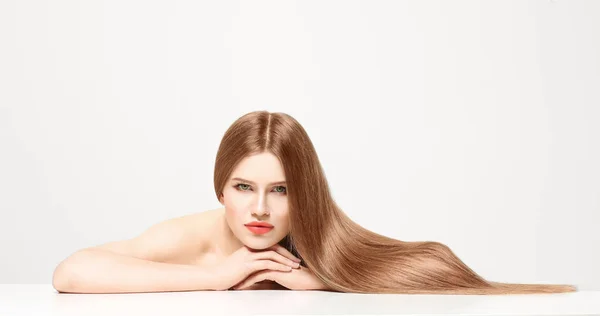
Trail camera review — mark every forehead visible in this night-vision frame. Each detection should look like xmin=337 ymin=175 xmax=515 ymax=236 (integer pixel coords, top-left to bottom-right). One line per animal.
xmin=230 ymin=152 xmax=286 ymax=181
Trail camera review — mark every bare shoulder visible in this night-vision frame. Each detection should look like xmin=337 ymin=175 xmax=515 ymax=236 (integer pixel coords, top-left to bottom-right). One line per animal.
xmin=92 ymin=207 xmax=225 ymax=264
xmin=171 ymin=207 xmax=224 ymax=233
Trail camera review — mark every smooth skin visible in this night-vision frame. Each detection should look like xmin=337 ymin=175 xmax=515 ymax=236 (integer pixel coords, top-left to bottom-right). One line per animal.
xmin=53 ymin=153 xmax=328 ymax=292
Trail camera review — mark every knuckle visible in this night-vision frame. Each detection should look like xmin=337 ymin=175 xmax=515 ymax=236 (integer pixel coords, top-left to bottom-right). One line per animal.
xmin=248 ymin=261 xmax=261 ymax=273
xmin=259 ymin=260 xmax=269 ymax=269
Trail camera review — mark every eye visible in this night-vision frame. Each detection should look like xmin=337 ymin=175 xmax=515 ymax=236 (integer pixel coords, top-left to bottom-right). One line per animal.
xmin=236 ymin=183 xmax=251 ymax=191
xmin=233 ymin=183 xmax=287 ymax=195
xmin=274 ymin=186 xmax=287 ymax=194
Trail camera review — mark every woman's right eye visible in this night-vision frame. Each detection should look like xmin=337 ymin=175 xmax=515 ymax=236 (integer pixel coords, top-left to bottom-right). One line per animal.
xmin=235 ymin=183 xmax=251 ymax=191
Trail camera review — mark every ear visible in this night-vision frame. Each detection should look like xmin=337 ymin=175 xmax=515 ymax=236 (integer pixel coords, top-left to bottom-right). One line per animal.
xmin=219 ymin=193 xmax=225 ymax=205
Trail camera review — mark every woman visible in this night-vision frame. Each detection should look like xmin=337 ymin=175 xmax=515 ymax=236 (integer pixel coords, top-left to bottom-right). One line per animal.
xmin=52 ymin=110 xmax=577 ymax=294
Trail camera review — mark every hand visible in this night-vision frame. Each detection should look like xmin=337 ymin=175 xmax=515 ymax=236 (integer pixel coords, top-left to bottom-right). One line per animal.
xmin=209 ymin=244 xmax=302 ymax=291
xmin=233 ymin=264 xmax=328 ymax=291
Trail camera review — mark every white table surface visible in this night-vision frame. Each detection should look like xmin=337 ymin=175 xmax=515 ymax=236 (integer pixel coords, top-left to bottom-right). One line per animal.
xmin=1 ymin=285 xmax=599 ymax=316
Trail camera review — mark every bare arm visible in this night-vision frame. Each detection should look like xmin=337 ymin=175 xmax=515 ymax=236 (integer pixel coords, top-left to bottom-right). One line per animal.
xmin=52 ymin=248 xmax=216 ymax=293
xmin=52 ymin=212 xmax=218 ymax=293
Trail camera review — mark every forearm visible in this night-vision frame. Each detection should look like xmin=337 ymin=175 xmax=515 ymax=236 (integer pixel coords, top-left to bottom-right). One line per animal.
xmin=52 ymin=248 xmax=216 ymax=293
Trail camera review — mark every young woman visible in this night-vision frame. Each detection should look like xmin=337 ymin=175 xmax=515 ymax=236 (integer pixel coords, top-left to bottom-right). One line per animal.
xmin=52 ymin=110 xmax=577 ymax=294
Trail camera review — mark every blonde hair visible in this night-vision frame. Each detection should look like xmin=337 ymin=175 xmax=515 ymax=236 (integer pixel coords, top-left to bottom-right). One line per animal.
xmin=213 ymin=110 xmax=577 ymax=294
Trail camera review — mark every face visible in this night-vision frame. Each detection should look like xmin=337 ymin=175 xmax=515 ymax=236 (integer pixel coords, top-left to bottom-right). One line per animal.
xmin=219 ymin=152 xmax=290 ymax=250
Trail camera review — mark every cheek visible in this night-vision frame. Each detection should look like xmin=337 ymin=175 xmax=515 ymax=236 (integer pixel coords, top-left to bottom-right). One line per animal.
xmin=225 ymin=206 xmax=244 ymax=223
xmin=223 ymin=188 xmax=250 ymax=208
xmin=278 ymin=212 xmax=291 ymax=230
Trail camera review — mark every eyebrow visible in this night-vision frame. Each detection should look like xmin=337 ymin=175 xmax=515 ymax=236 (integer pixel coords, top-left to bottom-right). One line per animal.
xmin=231 ymin=177 xmax=287 ymax=186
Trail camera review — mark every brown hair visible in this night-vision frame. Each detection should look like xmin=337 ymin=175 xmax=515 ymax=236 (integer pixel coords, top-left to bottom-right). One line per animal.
xmin=213 ymin=110 xmax=577 ymax=294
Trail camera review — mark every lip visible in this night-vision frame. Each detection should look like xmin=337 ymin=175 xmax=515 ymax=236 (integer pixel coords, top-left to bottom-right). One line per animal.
xmin=244 ymin=222 xmax=274 ymax=235
xmin=245 ymin=225 xmax=273 ymax=235
xmin=245 ymin=221 xmax=274 ymax=228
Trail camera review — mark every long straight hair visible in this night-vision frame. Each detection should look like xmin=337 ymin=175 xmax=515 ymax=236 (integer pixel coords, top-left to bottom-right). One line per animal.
xmin=213 ymin=110 xmax=576 ymax=294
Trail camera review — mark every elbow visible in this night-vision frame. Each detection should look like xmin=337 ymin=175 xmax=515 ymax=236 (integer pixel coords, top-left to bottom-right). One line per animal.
xmin=52 ymin=257 xmax=81 ymax=293
xmin=52 ymin=262 xmax=74 ymax=293
xmin=52 ymin=250 xmax=89 ymax=293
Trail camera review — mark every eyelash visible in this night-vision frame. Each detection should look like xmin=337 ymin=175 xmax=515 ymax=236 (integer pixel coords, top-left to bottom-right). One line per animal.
xmin=233 ymin=183 xmax=287 ymax=195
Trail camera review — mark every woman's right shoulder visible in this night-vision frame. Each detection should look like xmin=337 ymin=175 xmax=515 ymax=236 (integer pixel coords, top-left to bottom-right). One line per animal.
xmin=91 ymin=207 xmax=225 ymax=264
xmin=171 ymin=206 xmax=225 ymax=248
xmin=176 ymin=206 xmax=224 ymax=227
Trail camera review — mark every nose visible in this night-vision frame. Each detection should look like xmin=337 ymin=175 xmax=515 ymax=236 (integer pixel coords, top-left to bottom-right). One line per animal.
xmin=252 ymin=196 xmax=270 ymax=217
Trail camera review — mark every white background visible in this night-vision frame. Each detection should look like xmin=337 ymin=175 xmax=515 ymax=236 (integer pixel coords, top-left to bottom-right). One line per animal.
xmin=0 ymin=0 xmax=598 ymax=290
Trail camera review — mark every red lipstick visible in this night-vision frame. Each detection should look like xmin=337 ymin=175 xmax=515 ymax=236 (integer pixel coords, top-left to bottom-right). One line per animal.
xmin=245 ymin=221 xmax=274 ymax=235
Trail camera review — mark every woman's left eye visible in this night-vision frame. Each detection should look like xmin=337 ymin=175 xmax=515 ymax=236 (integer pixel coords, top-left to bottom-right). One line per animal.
xmin=274 ymin=186 xmax=287 ymax=193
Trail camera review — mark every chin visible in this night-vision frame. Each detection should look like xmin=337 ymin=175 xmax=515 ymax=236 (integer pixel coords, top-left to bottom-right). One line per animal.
xmin=244 ymin=239 xmax=277 ymax=251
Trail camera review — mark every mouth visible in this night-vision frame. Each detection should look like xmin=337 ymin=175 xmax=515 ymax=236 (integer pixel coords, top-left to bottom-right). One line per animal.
xmin=245 ymin=222 xmax=274 ymax=235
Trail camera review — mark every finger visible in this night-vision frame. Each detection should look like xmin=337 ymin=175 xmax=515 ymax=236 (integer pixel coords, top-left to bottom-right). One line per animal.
xmin=251 ymin=259 xmax=293 ymax=273
xmin=235 ymin=276 xmax=259 ymax=290
xmin=252 ymin=251 xmax=300 ymax=269
xmin=244 ymin=244 xmax=301 ymax=264
xmin=269 ymin=243 xmax=302 ymax=263
xmin=235 ymin=271 xmax=270 ymax=290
